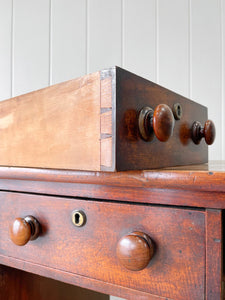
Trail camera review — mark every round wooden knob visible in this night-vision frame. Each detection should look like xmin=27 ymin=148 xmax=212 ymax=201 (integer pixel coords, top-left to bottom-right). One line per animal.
xmin=116 ymin=231 xmax=154 ymax=271
xmin=192 ymin=120 xmax=216 ymax=145
xmin=153 ymin=104 xmax=175 ymax=142
xmin=10 ymin=216 xmax=41 ymax=246
xmin=138 ymin=104 xmax=175 ymax=142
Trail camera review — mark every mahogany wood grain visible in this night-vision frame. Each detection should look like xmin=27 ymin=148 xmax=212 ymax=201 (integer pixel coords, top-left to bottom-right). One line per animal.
xmin=0 ymin=192 xmax=205 ymax=300
xmin=153 ymin=104 xmax=175 ymax=142
xmin=10 ymin=217 xmax=32 ymax=246
xmin=192 ymin=120 xmax=216 ymax=145
xmin=0 ymin=163 xmax=225 ymax=209
xmin=10 ymin=216 xmax=41 ymax=246
xmin=116 ymin=231 xmax=154 ymax=271
xmin=0 ymin=259 xmax=169 ymax=300
xmin=0 ymin=265 xmax=108 ymax=300
xmin=0 ymin=66 xmax=211 ymax=171
xmin=205 ymin=209 xmax=223 ymax=300
xmin=116 ymin=67 xmax=208 ymax=170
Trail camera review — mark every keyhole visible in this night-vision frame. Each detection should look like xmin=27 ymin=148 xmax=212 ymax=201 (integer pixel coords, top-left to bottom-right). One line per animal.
xmin=75 ymin=213 xmax=80 ymax=224
xmin=177 ymin=105 xmax=181 ymax=116
xmin=71 ymin=210 xmax=86 ymax=227
xmin=173 ymin=103 xmax=182 ymax=120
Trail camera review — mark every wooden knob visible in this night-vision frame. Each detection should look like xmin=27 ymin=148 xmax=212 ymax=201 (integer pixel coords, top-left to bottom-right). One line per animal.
xmin=192 ymin=120 xmax=216 ymax=145
xmin=138 ymin=104 xmax=175 ymax=142
xmin=10 ymin=216 xmax=41 ymax=246
xmin=116 ymin=231 xmax=154 ymax=271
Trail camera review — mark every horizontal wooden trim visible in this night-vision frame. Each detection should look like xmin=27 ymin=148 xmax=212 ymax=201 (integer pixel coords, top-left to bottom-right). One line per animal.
xmin=0 ymin=255 xmax=168 ymax=300
xmin=0 ymin=161 xmax=224 ymax=193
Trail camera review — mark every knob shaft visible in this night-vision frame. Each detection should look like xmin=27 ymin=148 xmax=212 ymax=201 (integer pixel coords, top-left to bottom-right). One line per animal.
xmin=192 ymin=120 xmax=216 ymax=145
xmin=116 ymin=231 xmax=154 ymax=271
xmin=10 ymin=216 xmax=41 ymax=246
xmin=139 ymin=104 xmax=175 ymax=142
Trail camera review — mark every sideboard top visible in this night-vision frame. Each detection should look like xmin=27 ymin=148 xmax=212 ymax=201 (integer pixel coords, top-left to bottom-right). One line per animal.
xmin=0 ymin=161 xmax=224 ymax=194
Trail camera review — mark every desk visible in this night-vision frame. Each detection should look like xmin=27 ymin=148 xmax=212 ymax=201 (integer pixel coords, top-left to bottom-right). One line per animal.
xmin=0 ymin=161 xmax=224 ymax=299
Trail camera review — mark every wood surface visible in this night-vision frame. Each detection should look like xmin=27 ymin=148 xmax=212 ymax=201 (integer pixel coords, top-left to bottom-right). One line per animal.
xmin=0 ymin=191 xmax=205 ymax=300
xmin=116 ymin=67 xmax=208 ymax=170
xmin=0 ymin=162 xmax=225 ymax=209
xmin=0 ymin=265 xmax=108 ymax=300
xmin=0 ymin=71 xmax=101 ymax=171
xmin=205 ymin=209 xmax=223 ymax=300
xmin=116 ymin=231 xmax=154 ymax=271
xmin=0 ymin=257 xmax=170 ymax=300
xmin=0 ymin=66 xmax=211 ymax=171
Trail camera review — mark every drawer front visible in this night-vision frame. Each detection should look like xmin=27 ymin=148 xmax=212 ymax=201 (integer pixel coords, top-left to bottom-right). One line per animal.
xmin=0 ymin=192 xmax=205 ymax=299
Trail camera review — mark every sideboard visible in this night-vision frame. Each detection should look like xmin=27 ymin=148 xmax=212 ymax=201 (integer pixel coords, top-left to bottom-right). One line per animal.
xmin=0 ymin=161 xmax=224 ymax=299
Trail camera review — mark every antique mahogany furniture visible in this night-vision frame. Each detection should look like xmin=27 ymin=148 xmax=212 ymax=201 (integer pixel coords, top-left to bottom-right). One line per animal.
xmin=0 ymin=66 xmax=215 ymax=171
xmin=0 ymin=162 xmax=225 ymax=299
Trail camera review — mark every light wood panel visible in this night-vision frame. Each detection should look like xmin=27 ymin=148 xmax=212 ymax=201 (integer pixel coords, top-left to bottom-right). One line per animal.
xmin=13 ymin=0 xmax=50 ymax=96
xmin=51 ymin=0 xmax=86 ymax=84
xmin=0 ymin=0 xmax=12 ymax=100
xmin=0 ymin=72 xmax=101 ymax=171
xmin=158 ymin=0 xmax=189 ymax=96
xmin=123 ymin=0 xmax=156 ymax=81
xmin=88 ymin=0 xmax=122 ymax=73
xmin=191 ymin=0 xmax=222 ymax=160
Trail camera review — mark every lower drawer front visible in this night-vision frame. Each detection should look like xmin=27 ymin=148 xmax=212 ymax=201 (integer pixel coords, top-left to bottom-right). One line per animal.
xmin=0 ymin=192 xmax=205 ymax=299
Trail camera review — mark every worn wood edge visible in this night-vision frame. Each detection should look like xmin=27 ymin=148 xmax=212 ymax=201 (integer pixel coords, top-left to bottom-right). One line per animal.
xmin=0 ymin=255 xmax=170 ymax=300
xmin=100 ymin=67 xmax=116 ymax=172
xmin=0 ymin=161 xmax=225 ymax=193
xmin=205 ymin=209 xmax=223 ymax=300
xmin=0 ymin=181 xmax=225 ymax=210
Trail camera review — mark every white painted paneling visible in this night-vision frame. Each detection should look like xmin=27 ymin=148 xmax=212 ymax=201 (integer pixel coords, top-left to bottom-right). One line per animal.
xmin=191 ymin=0 xmax=222 ymax=160
xmin=51 ymin=0 xmax=86 ymax=84
xmin=13 ymin=0 xmax=50 ymax=96
xmin=222 ymin=0 xmax=225 ymax=160
xmin=158 ymin=0 xmax=189 ymax=96
xmin=88 ymin=0 xmax=122 ymax=73
xmin=0 ymin=0 xmax=12 ymax=100
xmin=123 ymin=0 xmax=156 ymax=81
xmin=0 ymin=1 xmax=223 ymax=160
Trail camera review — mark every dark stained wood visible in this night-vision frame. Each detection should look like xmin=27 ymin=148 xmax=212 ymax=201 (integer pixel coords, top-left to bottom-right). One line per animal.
xmin=153 ymin=104 xmax=175 ymax=142
xmin=116 ymin=67 xmax=209 ymax=170
xmin=0 ymin=192 xmax=205 ymax=300
xmin=0 ymin=259 xmax=169 ymax=300
xmin=10 ymin=217 xmax=32 ymax=246
xmin=0 ymin=162 xmax=225 ymax=209
xmin=116 ymin=231 xmax=154 ymax=271
xmin=10 ymin=216 xmax=41 ymax=246
xmin=204 ymin=120 xmax=216 ymax=145
xmin=0 ymin=265 xmax=108 ymax=300
xmin=0 ymin=66 xmax=213 ymax=171
xmin=205 ymin=209 xmax=223 ymax=300
xmin=192 ymin=120 xmax=216 ymax=145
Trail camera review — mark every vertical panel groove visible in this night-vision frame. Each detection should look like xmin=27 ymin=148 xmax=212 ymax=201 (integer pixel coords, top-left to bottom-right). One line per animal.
xmin=155 ymin=0 xmax=159 ymax=83
xmin=11 ymin=0 xmax=14 ymax=97
xmin=49 ymin=0 xmax=52 ymax=86
xmin=188 ymin=0 xmax=192 ymax=99
xmin=121 ymin=0 xmax=124 ymax=67
xmin=221 ymin=0 xmax=224 ymax=160
xmin=86 ymin=0 xmax=89 ymax=74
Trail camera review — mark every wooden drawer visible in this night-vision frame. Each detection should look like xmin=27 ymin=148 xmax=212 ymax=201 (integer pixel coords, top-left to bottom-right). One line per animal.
xmin=0 ymin=67 xmax=211 ymax=172
xmin=0 ymin=192 xmax=205 ymax=299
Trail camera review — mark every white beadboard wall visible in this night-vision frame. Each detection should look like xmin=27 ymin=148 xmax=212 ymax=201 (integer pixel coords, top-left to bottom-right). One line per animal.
xmin=0 ymin=0 xmax=224 ymax=161
xmin=0 ymin=1 xmax=224 ymax=299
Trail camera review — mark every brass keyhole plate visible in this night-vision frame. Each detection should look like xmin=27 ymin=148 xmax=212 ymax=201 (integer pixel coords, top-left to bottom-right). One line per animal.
xmin=71 ymin=210 xmax=86 ymax=227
